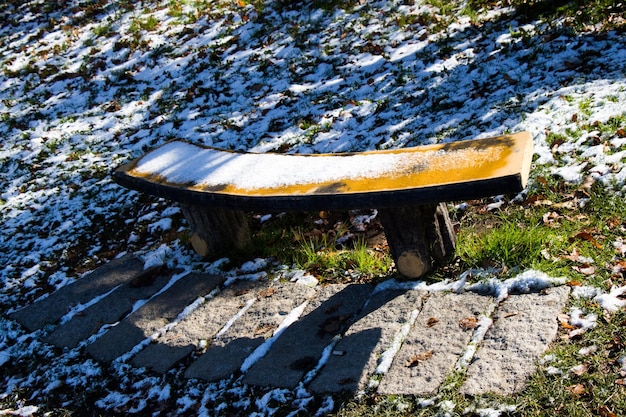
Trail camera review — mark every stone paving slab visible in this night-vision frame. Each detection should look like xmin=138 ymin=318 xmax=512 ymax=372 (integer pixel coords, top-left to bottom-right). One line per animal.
xmin=377 ymin=292 xmax=493 ymax=396
xmin=461 ymin=286 xmax=571 ymax=396
xmin=45 ymin=268 xmax=175 ymax=348
xmin=243 ymin=284 xmax=374 ymax=389
xmin=86 ymin=273 xmax=224 ymax=362
xmin=11 ymin=257 xmax=576 ymax=397
xmin=308 ymin=289 xmax=427 ymax=394
xmin=132 ymin=280 xmax=262 ymax=373
xmin=11 ymin=255 xmax=144 ymax=331
xmin=184 ymin=281 xmax=317 ymax=381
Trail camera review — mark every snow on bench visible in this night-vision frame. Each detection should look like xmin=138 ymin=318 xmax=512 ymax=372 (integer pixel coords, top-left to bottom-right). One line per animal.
xmin=114 ymin=132 xmax=533 ymax=278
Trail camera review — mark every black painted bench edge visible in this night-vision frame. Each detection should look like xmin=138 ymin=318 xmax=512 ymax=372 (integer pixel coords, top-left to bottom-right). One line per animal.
xmin=113 ymin=169 xmax=526 ymax=212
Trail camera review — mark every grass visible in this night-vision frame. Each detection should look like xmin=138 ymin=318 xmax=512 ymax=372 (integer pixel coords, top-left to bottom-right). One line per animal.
xmin=456 ymin=184 xmax=625 ymax=279
xmin=213 ymin=166 xmax=625 ymax=414
xmin=232 ymin=210 xmax=393 ymax=283
xmin=462 ymin=0 xmax=626 ymax=31
xmin=307 ymin=113 xmax=625 ymax=416
xmin=1 ymin=0 xmax=625 ymax=415
xmin=327 ymin=182 xmax=626 ymax=416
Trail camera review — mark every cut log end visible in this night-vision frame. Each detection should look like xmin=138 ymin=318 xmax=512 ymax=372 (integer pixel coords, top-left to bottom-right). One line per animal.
xmin=378 ymin=203 xmax=456 ymax=279
xmin=190 ymin=233 xmax=210 ymax=258
xmin=396 ymin=251 xmax=428 ymax=279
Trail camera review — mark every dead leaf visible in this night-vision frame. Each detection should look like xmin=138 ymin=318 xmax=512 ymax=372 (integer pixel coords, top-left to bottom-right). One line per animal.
xmin=612 ymin=260 xmax=626 ymax=274
xmin=598 ymin=406 xmax=617 ymax=417
xmin=324 ymin=302 xmax=343 ymax=315
xmin=254 ymin=324 xmax=275 ymax=336
xmin=579 ymin=174 xmax=595 ymax=192
xmin=542 ymin=211 xmax=561 ymax=226
xmin=615 ymin=378 xmax=626 ymax=386
xmin=558 ymin=314 xmax=576 ymax=330
xmin=320 ymin=314 xmax=350 ymax=335
xmin=426 ymin=317 xmax=439 ymax=328
xmin=567 ymin=383 xmax=586 ymax=396
xmin=258 ymin=287 xmax=277 ymax=298
xmin=571 ymin=364 xmax=588 ymax=376
xmin=405 ymin=350 xmax=434 ymax=367
xmin=290 ymin=356 xmax=316 ymax=371
xmin=503 ymin=73 xmax=517 ymax=85
xmin=459 ymin=316 xmax=479 ymax=331
xmin=562 ymin=247 xmax=583 ymax=263
xmin=129 ymin=264 xmax=166 ymax=288
xmin=606 ymin=335 xmax=624 ymax=357
xmin=569 ymin=231 xmax=603 ymax=249
xmin=573 ymin=265 xmax=596 ymax=275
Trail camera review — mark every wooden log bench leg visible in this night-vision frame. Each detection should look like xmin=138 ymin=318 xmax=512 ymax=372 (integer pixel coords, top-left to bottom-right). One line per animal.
xmin=179 ymin=204 xmax=251 ymax=258
xmin=378 ymin=203 xmax=456 ymax=279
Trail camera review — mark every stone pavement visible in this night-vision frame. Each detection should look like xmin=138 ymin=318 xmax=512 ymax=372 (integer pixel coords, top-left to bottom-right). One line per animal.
xmin=10 ymin=255 xmax=570 ymax=397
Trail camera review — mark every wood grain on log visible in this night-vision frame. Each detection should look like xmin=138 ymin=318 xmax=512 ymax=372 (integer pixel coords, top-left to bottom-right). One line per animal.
xmin=378 ymin=203 xmax=456 ymax=278
xmin=180 ymin=204 xmax=250 ymax=258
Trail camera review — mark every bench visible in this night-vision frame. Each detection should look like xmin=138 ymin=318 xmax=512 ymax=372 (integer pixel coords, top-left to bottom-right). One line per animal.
xmin=113 ymin=132 xmax=533 ymax=279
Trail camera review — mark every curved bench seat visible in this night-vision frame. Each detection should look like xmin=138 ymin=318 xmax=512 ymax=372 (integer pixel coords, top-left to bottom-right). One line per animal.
xmin=113 ymin=132 xmax=533 ymax=278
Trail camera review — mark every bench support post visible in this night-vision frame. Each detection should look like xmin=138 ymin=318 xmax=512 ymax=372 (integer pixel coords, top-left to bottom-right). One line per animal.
xmin=180 ymin=204 xmax=251 ymax=258
xmin=378 ymin=203 xmax=456 ymax=279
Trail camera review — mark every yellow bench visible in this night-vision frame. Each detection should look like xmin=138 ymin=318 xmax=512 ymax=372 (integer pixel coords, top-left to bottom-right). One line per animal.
xmin=114 ymin=132 xmax=533 ymax=278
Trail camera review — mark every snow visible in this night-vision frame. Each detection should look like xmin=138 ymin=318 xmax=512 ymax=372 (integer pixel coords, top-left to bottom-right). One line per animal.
xmin=132 ymin=140 xmax=442 ymax=191
xmin=1 ymin=0 xmax=625 ymax=415
xmin=373 ymin=309 xmax=420 ymax=377
xmin=240 ymin=300 xmax=309 ymax=373
xmin=569 ymin=307 xmax=598 ymax=332
xmin=594 ymin=286 xmax=626 ymax=312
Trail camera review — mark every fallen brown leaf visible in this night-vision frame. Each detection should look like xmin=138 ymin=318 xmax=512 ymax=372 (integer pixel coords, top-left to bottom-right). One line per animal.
xmin=542 ymin=211 xmax=561 ymax=227
xmin=503 ymin=73 xmax=517 ymax=85
xmin=320 ymin=314 xmax=350 ymax=334
xmin=562 ymin=247 xmax=584 ymax=263
xmin=324 ymin=302 xmax=343 ymax=315
xmin=426 ymin=317 xmax=439 ymax=328
xmin=612 ymin=260 xmax=626 ymax=273
xmin=129 ymin=264 xmax=166 ymax=288
xmin=598 ymin=405 xmax=617 ymax=417
xmin=567 ymin=383 xmax=586 ymax=396
xmin=254 ymin=324 xmax=275 ymax=336
xmin=459 ymin=316 xmax=479 ymax=330
xmin=258 ymin=287 xmax=277 ymax=298
xmin=573 ymin=265 xmax=596 ymax=275
xmin=571 ymin=364 xmax=588 ymax=376
xmin=569 ymin=231 xmax=603 ymax=249
xmin=616 ymin=378 xmax=626 ymax=386
xmin=405 ymin=350 xmax=434 ymax=367
xmin=557 ymin=313 xmax=579 ymax=332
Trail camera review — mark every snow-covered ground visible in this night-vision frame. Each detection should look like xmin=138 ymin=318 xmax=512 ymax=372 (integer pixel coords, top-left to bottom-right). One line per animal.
xmin=1 ymin=0 xmax=625 ymax=415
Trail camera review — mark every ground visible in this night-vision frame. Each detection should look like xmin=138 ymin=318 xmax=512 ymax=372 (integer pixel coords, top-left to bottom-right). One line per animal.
xmin=0 ymin=0 xmax=625 ymax=415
